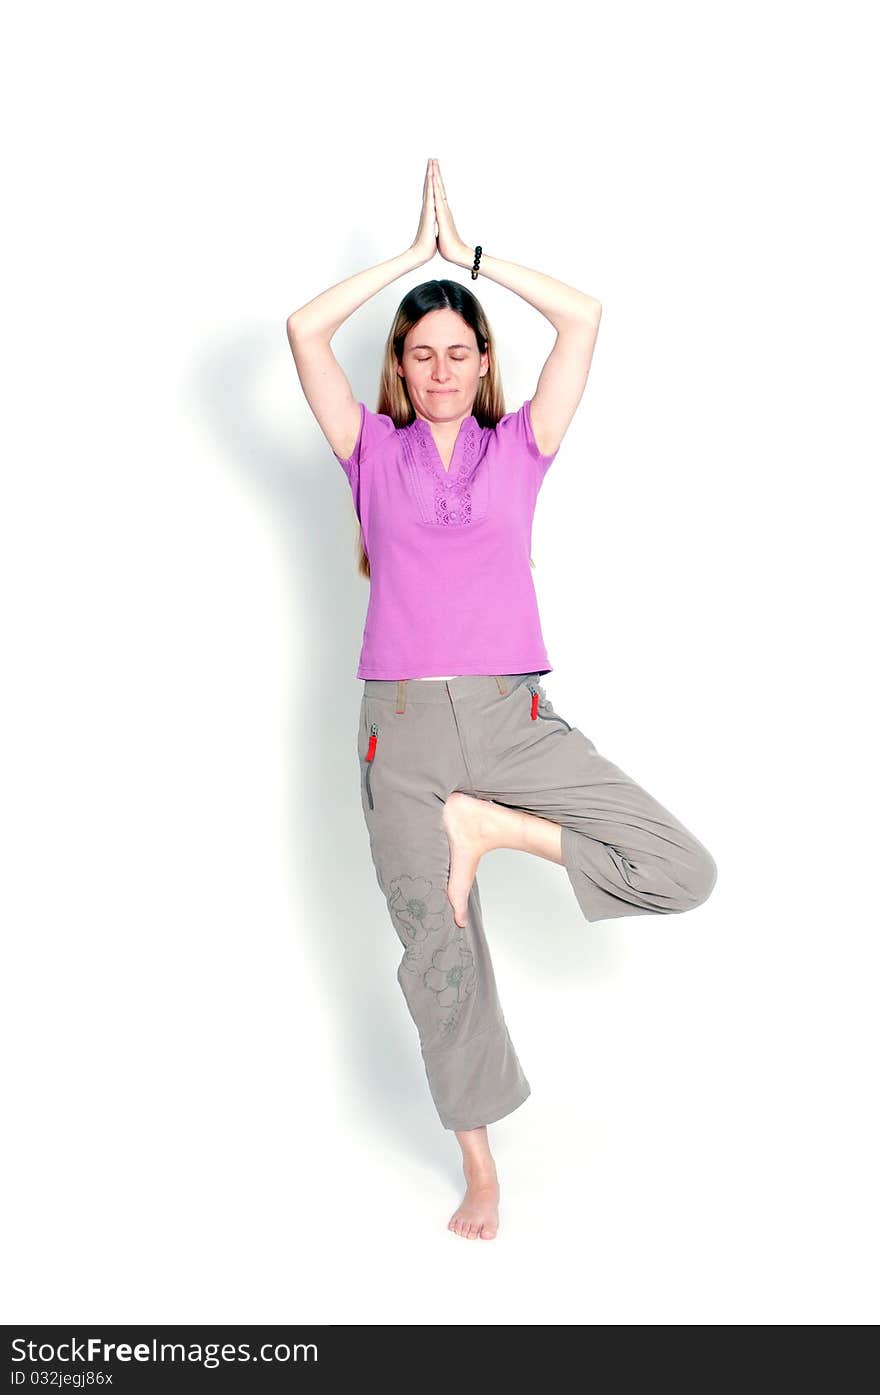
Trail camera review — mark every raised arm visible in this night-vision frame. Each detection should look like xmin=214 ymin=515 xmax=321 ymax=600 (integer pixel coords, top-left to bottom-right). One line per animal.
xmin=431 ymin=158 xmax=602 ymax=458
xmin=286 ymin=160 xmax=438 ymax=462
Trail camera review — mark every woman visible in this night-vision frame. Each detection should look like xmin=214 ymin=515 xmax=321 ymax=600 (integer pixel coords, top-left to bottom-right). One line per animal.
xmin=286 ymin=158 xmax=717 ymax=1241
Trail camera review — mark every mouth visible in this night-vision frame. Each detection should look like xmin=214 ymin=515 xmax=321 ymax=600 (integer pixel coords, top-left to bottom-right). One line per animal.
xmin=429 ymin=389 xmax=456 ymax=394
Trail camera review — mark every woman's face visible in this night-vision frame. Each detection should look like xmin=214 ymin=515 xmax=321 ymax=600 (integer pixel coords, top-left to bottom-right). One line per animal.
xmin=399 ymin=308 xmax=488 ymax=421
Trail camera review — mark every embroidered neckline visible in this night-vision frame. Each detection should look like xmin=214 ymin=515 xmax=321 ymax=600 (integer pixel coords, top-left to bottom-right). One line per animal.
xmin=407 ymin=415 xmax=478 ymax=474
xmin=405 ymin=415 xmax=482 ymax=526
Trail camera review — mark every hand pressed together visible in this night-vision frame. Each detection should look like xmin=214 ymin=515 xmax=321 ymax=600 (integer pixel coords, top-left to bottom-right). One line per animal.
xmin=410 ymin=158 xmax=473 ymax=268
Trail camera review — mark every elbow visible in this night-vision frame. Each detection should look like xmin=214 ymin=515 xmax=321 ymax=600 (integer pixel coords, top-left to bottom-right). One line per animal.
xmin=286 ymin=315 xmax=312 ymax=349
xmin=560 ymin=303 xmax=602 ymax=337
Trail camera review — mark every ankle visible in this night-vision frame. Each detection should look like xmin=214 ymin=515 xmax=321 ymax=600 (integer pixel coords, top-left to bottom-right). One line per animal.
xmin=481 ymin=801 xmax=525 ymax=854
xmin=462 ymin=1153 xmax=497 ymax=1182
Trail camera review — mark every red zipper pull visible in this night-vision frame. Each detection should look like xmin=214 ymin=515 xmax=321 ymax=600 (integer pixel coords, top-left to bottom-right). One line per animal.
xmin=529 ymin=687 xmax=539 ymax=720
xmin=366 ymin=724 xmax=378 ymax=760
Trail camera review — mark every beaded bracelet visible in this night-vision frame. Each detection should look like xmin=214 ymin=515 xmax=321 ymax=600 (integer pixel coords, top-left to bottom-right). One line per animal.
xmin=470 ymin=245 xmax=482 ymax=280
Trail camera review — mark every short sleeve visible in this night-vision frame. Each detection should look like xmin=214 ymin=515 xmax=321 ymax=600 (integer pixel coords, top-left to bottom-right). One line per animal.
xmin=495 ymin=398 xmax=560 ymax=483
xmin=332 ymin=402 xmax=397 ymax=520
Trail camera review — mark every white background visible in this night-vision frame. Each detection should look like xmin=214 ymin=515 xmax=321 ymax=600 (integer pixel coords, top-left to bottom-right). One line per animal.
xmin=3 ymin=0 xmax=877 ymax=1325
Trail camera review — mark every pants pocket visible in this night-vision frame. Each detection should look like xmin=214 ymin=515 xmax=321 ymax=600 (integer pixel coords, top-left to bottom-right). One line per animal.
xmin=525 ymin=681 xmax=572 ymax=733
xmin=362 ymin=720 xmax=380 ymax=810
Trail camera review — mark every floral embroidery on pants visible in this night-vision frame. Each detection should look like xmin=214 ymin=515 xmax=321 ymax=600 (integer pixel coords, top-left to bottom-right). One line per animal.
xmin=423 ymin=937 xmax=476 ymax=1005
xmin=423 ymin=937 xmax=477 ymax=1037
xmin=387 ymin=874 xmax=452 ymax=973
xmin=388 ymin=875 xmax=449 ymax=941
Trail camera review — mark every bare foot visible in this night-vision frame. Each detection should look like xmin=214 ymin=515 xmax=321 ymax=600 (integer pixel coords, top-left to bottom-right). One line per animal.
xmin=442 ymin=792 xmax=512 ymax=928
xmin=448 ymin=1160 xmax=500 ymax=1240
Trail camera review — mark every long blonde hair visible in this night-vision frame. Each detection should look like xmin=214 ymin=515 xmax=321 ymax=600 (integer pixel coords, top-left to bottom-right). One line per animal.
xmin=352 ymin=279 xmax=535 ymax=579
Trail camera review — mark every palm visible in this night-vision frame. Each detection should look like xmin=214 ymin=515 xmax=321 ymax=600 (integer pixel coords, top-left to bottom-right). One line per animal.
xmin=432 ymin=162 xmax=467 ymax=264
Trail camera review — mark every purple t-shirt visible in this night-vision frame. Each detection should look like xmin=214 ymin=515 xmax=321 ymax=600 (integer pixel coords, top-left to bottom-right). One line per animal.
xmin=333 ymin=399 xmax=560 ymax=679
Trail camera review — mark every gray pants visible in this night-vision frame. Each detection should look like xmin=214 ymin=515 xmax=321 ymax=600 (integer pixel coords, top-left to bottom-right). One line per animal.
xmin=357 ymin=672 xmax=717 ymax=1132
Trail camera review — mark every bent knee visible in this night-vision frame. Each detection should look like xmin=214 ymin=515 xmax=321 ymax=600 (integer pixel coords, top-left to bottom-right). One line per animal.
xmin=677 ymin=846 xmax=717 ymax=912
